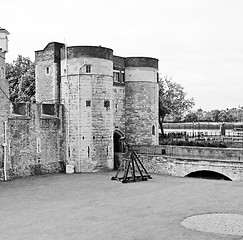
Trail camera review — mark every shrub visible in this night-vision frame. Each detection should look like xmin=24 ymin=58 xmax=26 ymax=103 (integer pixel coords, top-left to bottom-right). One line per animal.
xmin=160 ymin=140 xmax=227 ymax=148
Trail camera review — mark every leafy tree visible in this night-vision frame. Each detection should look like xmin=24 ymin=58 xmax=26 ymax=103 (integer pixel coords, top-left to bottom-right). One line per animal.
xmin=218 ymin=110 xmax=237 ymax=122
xmin=211 ymin=109 xmax=220 ymax=122
xmin=202 ymin=111 xmax=213 ymax=121
xmin=218 ymin=110 xmax=228 ymax=122
xmin=159 ymin=76 xmax=195 ymax=137
xmin=6 ymin=55 xmax=35 ymax=102
xmin=184 ymin=112 xmax=198 ymax=122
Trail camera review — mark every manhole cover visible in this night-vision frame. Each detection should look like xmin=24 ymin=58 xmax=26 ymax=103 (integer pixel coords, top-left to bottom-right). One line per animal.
xmin=181 ymin=213 xmax=243 ymax=236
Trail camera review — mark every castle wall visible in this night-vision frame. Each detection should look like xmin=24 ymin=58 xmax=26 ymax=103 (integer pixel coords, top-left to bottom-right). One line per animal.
xmin=0 ymin=51 xmax=10 ymax=175
xmin=113 ymin=85 xmax=125 ymax=133
xmin=1 ymin=103 xmax=65 ymax=180
xmin=60 ymin=46 xmax=114 ymax=172
xmin=113 ymin=56 xmax=126 ymax=134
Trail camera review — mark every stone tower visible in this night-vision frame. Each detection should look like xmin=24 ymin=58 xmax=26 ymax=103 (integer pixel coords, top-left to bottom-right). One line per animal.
xmin=60 ymin=46 xmax=114 ymax=172
xmin=125 ymin=57 xmax=159 ymax=145
xmin=35 ymin=42 xmax=65 ymax=103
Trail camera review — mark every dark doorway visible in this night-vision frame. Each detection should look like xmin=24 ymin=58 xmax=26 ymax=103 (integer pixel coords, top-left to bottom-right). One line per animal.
xmin=113 ymin=130 xmax=124 ymax=170
xmin=114 ymin=132 xmax=122 ymax=153
xmin=186 ymin=170 xmax=232 ymax=181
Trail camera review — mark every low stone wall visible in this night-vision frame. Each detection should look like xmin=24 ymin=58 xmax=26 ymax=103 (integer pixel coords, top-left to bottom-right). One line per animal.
xmin=133 ymin=145 xmax=243 ymax=161
xmin=137 ymin=154 xmax=243 ymax=181
xmin=127 ymin=145 xmax=243 ymax=181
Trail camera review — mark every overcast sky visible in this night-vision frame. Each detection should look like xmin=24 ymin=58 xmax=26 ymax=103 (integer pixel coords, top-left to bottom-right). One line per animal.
xmin=1 ymin=0 xmax=243 ymax=111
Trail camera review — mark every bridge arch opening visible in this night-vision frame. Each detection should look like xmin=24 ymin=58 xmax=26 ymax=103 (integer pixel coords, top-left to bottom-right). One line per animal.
xmin=185 ymin=170 xmax=232 ymax=181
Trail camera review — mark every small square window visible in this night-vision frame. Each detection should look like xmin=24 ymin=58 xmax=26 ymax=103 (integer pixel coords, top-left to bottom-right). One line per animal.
xmin=85 ymin=65 xmax=92 ymax=73
xmin=12 ymin=103 xmax=29 ymax=116
xmin=104 ymin=100 xmax=110 ymax=109
xmin=86 ymin=100 xmax=91 ymax=107
xmin=42 ymin=104 xmax=56 ymax=116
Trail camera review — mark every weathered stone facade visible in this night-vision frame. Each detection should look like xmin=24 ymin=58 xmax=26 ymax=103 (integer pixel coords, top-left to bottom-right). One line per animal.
xmin=0 ymin=29 xmax=159 ymax=179
xmin=131 ymin=145 xmax=243 ymax=181
xmin=6 ymin=104 xmax=65 ymax=179
xmin=35 ymin=43 xmax=159 ymax=173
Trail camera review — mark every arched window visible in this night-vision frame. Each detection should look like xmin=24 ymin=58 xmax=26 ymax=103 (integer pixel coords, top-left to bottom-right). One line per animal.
xmin=152 ymin=125 xmax=155 ymax=135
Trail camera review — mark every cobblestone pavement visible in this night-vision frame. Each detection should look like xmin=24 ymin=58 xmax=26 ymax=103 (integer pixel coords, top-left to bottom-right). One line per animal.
xmin=0 ymin=172 xmax=243 ymax=240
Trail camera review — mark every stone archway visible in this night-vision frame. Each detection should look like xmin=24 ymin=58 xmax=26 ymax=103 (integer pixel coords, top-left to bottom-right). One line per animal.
xmin=113 ymin=129 xmax=124 ymax=170
xmin=185 ymin=170 xmax=232 ymax=181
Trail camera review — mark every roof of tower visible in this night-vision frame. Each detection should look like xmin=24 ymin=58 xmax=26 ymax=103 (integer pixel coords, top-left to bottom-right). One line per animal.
xmin=125 ymin=57 xmax=158 ymax=69
xmin=0 ymin=27 xmax=10 ymax=35
xmin=60 ymin=45 xmax=113 ymax=61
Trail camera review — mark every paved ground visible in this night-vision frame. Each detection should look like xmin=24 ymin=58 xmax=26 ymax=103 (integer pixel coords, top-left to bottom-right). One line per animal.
xmin=0 ymin=172 xmax=243 ymax=240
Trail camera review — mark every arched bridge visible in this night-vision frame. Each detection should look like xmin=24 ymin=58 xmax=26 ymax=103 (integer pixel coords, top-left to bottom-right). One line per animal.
xmin=131 ymin=145 xmax=243 ymax=181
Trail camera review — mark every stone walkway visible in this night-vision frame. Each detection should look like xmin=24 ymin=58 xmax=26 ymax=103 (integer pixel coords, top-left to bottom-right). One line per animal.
xmin=0 ymin=172 xmax=243 ymax=240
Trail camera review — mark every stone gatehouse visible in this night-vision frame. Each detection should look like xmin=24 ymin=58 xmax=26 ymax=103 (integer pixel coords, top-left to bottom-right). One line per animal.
xmin=0 ymin=27 xmax=159 ymax=179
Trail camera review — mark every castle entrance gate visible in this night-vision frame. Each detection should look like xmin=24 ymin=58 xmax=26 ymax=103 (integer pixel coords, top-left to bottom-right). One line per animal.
xmin=113 ymin=129 xmax=124 ymax=170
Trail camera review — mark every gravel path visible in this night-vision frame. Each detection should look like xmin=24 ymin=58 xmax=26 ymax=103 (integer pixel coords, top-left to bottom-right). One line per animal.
xmin=181 ymin=213 xmax=243 ymax=236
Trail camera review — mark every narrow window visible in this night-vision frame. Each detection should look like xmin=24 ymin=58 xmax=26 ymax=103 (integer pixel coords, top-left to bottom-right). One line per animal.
xmin=85 ymin=65 xmax=92 ymax=73
xmin=104 ymin=100 xmax=110 ymax=109
xmin=113 ymin=71 xmax=119 ymax=82
xmin=152 ymin=125 xmax=155 ymax=135
xmin=1 ymin=67 xmax=4 ymax=79
xmin=86 ymin=100 xmax=91 ymax=107
xmin=46 ymin=66 xmax=50 ymax=75
xmin=121 ymin=71 xmax=125 ymax=83
xmin=37 ymin=138 xmax=41 ymax=153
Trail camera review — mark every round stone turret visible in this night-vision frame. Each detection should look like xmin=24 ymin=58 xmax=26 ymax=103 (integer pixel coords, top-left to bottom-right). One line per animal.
xmin=125 ymin=57 xmax=159 ymax=145
xmin=60 ymin=46 xmax=114 ymax=172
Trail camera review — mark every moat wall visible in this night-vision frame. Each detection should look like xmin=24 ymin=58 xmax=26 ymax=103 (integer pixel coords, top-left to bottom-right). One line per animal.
xmin=116 ymin=145 xmax=243 ymax=181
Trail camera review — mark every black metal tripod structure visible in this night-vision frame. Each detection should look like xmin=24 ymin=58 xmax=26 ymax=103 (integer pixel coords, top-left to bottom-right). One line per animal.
xmin=111 ymin=140 xmax=152 ymax=183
